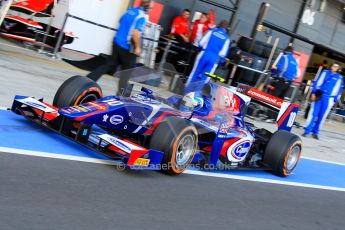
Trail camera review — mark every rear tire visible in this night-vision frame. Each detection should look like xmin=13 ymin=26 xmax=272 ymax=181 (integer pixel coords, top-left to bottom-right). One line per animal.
xmin=150 ymin=117 xmax=198 ymax=175
xmin=53 ymin=75 xmax=103 ymax=108
xmin=263 ymin=131 xmax=302 ymax=177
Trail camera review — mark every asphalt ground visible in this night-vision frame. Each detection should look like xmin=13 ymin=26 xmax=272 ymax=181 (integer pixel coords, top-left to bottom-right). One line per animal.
xmin=1 ymin=152 xmax=345 ymax=230
xmin=1 ymin=38 xmax=345 ymax=230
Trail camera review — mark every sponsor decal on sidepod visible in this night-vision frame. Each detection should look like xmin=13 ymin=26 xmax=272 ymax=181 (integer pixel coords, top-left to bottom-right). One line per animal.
xmin=110 ymin=115 xmax=124 ymax=125
xmin=227 ymin=140 xmax=252 ymax=162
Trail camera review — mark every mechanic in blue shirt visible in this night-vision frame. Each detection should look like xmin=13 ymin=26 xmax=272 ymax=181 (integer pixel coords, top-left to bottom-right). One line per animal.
xmin=87 ymin=0 xmax=153 ymax=95
xmin=303 ymin=63 xmax=344 ymax=139
xmin=271 ymin=46 xmax=299 ymax=99
xmin=184 ymin=20 xmax=231 ymax=94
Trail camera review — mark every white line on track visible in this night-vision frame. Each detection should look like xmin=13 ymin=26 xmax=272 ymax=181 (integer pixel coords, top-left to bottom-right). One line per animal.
xmin=0 ymin=146 xmax=344 ymax=193
xmin=184 ymin=170 xmax=345 ymax=192
xmin=0 ymin=107 xmax=8 ymax=110
xmin=0 ymin=147 xmax=119 ymax=166
xmin=302 ymin=156 xmax=345 ymax=166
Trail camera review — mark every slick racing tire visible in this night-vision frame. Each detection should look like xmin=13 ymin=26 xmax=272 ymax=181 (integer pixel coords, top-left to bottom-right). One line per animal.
xmin=150 ymin=117 xmax=198 ymax=175
xmin=53 ymin=75 xmax=103 ymax=108
xmin=263 ymin=131 xmax=302 ymax=177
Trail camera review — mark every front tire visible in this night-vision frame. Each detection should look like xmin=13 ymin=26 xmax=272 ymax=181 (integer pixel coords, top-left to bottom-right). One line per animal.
xmin=53 ymin=75 xmax=103 ymax=108
xmin=263 ymin=131 xmax=302 ymax=177
xmin=150 ymin=117 xmax=198 ymax=175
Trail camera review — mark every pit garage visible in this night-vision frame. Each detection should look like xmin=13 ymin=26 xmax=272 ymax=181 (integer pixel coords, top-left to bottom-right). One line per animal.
xmin=0 ymin=1 xmax=345 ymax=230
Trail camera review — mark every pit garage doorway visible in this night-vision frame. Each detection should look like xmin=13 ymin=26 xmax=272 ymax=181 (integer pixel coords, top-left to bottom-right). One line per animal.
xmin=305 ymin=45 xmax=345 ymax=102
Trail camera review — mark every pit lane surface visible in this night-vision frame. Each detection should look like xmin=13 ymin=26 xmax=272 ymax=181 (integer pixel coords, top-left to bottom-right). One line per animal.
xmin=1 ymin=109 xmax=345 ymax=230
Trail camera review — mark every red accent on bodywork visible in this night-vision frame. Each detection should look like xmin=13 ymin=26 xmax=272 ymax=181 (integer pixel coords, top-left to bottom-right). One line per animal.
xmin=277 ymin=104 xmax=299 ymax=127
xmin=107 ymin=139 xmax=149 ymax=164
xmin=220 ymin=138 xmax=241 ymax=157
xmin=5 ymin=16 xmax=43 ymax=29
xmin=74 ymin=102 xmax=108 ymax=122
xmin=31 ymin=102 xmax=59 ymax=121
xmin=214 ymin=87 xmax=241 ymax=115
xmin=246 ymin=88 xmax=284 ymax=108
xmin=202 ymin=145 xmax=213 ymax=152
xmin=108 ymin=146 xmax=129 ymax=157
xmin=145 ymin=111 xmax=182 ymax=135
xmin=127 ymin=149 xmax=149 ymax=166
xmin=267 ymin=85 xmax=275 ymax=91
xmin=11 ymin=0 xmax=54 ymax=14
xmin=0 ymin=33 xmax=35 ymax=42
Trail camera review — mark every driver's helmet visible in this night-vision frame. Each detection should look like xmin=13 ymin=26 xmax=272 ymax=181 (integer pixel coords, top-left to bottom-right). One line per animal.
xmin=182 ymin=92 xmax=204 ymax=109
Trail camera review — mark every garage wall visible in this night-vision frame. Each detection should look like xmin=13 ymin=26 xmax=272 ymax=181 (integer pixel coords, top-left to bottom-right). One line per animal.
xmin=316 ymin=0 xmax=345 ymax=51
xmin=63 ymin=0 xmax=130 ymax=55
xmin=61 ymin=0 xmax=345 ymax=57
xmin=150 ymin=0 xmax=195 ymax=34
xmin=152 ymin=0 xmax=303 ymax=48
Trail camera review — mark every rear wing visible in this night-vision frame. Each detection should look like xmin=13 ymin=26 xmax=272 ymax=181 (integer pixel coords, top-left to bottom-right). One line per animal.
xmin=236 ymin=84 xmax=299 ymax=132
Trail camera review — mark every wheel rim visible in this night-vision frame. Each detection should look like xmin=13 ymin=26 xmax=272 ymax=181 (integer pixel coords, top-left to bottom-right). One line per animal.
xmin=79 ymin=93 xmax=99 ymax=104
xmin=286 ymin=145 xmax=301 ymax=171
xmin=175 ymin=134 xmax=195 ymax=168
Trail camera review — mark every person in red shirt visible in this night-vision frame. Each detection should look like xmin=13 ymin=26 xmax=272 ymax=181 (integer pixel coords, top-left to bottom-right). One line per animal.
xmin=190 ymin=12 xmax=214 ymax=47
xmin=179 ymin=10 xmax=215 ymax=72
xmin=170 ymin=9 xmax=191 ymax=43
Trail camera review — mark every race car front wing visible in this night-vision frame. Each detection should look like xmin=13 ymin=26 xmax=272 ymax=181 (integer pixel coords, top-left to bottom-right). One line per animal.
xmin=11 ymin=96 xmax=164 ymax=170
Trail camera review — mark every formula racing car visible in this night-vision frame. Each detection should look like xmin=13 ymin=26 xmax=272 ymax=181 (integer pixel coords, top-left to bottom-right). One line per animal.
xmin=11 ymin=67 xmax=302 ymax=176
xmin=1 ymin=0 xmax=75 ymax=48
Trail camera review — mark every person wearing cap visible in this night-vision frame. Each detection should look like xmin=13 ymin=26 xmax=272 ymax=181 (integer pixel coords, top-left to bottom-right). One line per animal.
xmin=303 ymin=63 xmax=344 ymax=140
xmin=87 ymin=0 xmax=153 ymax=95
xmin=185 ymin=20 xmax=231 ymax=94
xmin=271 ymin=45 xmax=299 ymax=99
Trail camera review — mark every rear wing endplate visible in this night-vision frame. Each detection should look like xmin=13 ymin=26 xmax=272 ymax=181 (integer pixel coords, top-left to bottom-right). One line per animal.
xmin=236 ymin=84 xmax=299 ymax=132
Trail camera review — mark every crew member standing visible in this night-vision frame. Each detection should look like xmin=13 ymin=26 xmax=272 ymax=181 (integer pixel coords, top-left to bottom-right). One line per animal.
xmin=190 ymin=12 xmax=214 ymax=47
xmin=87 ymin=0 xmax=153 ymax=95
xmin=303 ymin=63 xmax=344 ymax=140
xmin=184 ymin=20 xmax=230 ymax=94
xmin=179 ymin=11 xmax=214 ymax=68
xmin=271 ymin=46 xmax=299 ymax=99
xmin=170 ymin=9 xmax=191 ymax=44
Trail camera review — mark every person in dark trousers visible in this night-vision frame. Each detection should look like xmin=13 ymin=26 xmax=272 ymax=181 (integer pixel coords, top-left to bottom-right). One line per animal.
xmin=303 ymin=63 xmax=344 ymax=140
xmin=168 ymin=9 xmax=191 ymax=68
xmin=271 ymin=45 xmax=299 ymax=99
xmin=170 ymin=9 xmax=191 ymax=44
xmin=87 ymin=0 xmax=153 ymax=95
xmin=179 ymin=11 xmax=215 ymax=70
